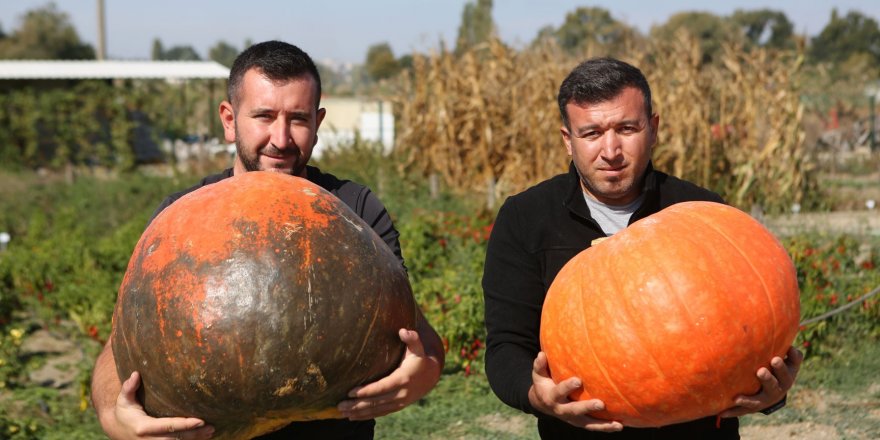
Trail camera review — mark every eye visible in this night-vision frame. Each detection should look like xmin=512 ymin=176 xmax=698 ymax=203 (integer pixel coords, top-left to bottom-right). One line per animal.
xmin=289 ymin=113 xmax=310 ymax=124
xmin=619 ymin=125 xmax=638 ymax=134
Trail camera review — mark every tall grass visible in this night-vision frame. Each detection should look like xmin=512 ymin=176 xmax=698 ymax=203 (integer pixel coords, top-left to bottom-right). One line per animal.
xmin=394 ymin=33 xmax=815 ymax=213
xmin=642 ymin=31 xmax=813 ymax=211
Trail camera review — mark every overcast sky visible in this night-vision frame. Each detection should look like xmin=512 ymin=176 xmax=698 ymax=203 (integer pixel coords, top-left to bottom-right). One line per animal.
xmin=1 ymin=1 xmax=878 ymax=64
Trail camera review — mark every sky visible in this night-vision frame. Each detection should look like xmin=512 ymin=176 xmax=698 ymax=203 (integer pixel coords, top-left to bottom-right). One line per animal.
xmin=1 ymin=1 xmax=879 ymax=66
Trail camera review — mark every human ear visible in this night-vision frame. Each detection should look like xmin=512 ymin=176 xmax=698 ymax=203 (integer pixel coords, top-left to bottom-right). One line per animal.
xmin=219 ymin=101 xmax=236 ymax=143
xmin=561 ymin=125 xmax=573 ymax=156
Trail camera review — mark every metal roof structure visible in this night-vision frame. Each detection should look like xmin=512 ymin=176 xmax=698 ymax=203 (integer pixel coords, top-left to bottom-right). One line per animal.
xmin=0 ymin=60 xmax=229 ymax=80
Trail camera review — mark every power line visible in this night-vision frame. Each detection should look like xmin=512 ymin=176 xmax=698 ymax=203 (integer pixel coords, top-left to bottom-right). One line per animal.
xmin=799 ymin=283 xmax=880 ymax=326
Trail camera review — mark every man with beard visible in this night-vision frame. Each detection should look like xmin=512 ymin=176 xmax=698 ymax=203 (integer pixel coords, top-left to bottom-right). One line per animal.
xmin=482 ymin=57 xmax=802 ymax=439
xmin=91 ymin=40 xmax=444 ymax=440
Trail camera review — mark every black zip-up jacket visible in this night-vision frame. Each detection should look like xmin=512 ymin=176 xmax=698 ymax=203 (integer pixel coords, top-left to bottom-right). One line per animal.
xmin=482 ymin=162 xmax=740 ymax=439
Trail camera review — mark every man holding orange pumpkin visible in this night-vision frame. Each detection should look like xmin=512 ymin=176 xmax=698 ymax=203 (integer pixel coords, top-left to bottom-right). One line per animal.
xmin=90 ymin=40 xmax=444 ymax=440
xmin=482 ymin=57 xmax=803 ymax=439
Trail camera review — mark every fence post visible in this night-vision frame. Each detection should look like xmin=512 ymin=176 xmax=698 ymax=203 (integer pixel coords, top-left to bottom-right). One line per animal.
xmin=486 ymin=176 xmax=496 ymax=210
xmin=429 ymin=173 xmax=439 ymax=199
xmin=0 ymin=232 xmax=9 ymax=252
xmin=870 ymin=95 xmax=876 ymax=151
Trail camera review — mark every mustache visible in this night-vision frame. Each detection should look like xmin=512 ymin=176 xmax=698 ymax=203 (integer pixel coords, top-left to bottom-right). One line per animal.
xmin=260 ymin=144 xmax=298 ymax=157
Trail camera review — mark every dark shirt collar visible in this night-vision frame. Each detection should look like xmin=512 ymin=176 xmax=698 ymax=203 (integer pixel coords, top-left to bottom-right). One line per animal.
xmin=222 ymin=165 xmax=321 ymax=182
xmin=563 ymin=161 xmax=658 ymax=223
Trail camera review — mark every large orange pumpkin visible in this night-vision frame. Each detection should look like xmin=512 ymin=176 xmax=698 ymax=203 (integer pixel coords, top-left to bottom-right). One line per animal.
xmin=111 ymin=171 xmax=416 ymax=440
xmin=540 ymin=201 xmax=800 ymax=427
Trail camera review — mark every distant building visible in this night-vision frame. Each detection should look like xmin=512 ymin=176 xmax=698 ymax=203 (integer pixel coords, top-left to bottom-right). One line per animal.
xmin=0 ymin=60 xmax=228 ymax=80
xmin=315 ymin=97 xmax=394 ymax=158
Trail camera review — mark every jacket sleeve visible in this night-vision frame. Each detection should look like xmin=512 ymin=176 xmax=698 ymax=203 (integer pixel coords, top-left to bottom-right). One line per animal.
xmin=353 ymin=187 xmax=405 ymax=270
xmin=482 ymin=198 xmax=545 ymax=415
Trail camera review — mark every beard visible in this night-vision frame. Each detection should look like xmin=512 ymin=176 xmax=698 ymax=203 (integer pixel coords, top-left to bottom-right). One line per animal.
xmin=235 ymin=132 xmax=302 ymax=176
xmin=576 ymin=162 xmax=647 ymax=205
xmin=235 ymin=139 xmax=262 ymax=173
xmin=582 ymin=176 xmax=637 ymax=202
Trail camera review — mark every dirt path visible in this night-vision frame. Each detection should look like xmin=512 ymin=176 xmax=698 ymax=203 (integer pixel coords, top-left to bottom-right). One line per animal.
xmin=740 ymin=422 xmax=841 ymax=439
xmin=764 ymin=210 xmax=880 ymax=237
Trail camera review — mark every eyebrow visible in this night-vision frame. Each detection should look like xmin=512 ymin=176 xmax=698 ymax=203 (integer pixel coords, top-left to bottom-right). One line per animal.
xmin=246 ymin=107 xmax=312 ymax=120
xmin=575 ymin=119 xmax=645 ymax=135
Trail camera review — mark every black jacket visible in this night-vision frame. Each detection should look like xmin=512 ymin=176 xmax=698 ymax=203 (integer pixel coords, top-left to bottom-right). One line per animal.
xmin=482 ymin=162 xmax=737 ymax=439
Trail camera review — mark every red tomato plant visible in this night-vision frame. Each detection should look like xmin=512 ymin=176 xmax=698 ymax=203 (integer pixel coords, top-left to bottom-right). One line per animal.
xmin=785 ymin=234 xmax=880 ymax=357
xmin=399 ymin=208 xmax=494 ymax=374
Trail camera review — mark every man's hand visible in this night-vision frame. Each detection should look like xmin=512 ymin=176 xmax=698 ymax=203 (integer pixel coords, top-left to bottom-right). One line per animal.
xmin=337 ymin=327 xmax=442 ymax=420
xmin=104 ymin=371 xmax=214 ymax=440
xmin=720 ymin=346 xmax=804 ymax=418
xmin=528 ymin=352 xmax=623 ymax=432
xmin=92 ymin=339 xmax=215 ymax=440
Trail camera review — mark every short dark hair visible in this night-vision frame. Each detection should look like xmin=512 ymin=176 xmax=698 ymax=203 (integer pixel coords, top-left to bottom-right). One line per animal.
xmin=227 ymin=40 xmax=322 ymax=109
xmin=557 ymin=57 xmax=652 ymax=129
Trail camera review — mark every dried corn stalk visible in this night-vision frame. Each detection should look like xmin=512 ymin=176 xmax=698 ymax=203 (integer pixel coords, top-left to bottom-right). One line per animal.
xmin=393 ymin=33 xmax=814 ymax=213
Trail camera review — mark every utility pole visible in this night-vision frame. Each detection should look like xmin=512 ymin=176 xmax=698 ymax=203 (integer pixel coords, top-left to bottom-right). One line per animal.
xmin=870 ymin=94 xmax=877 ymax=151
xmin=96 ymin=0 xmax=107 ymax=60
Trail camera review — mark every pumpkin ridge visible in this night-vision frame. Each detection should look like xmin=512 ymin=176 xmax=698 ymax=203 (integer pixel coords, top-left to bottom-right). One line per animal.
xmin=336 ymin=282 xmax=385 ymax=385
xmin=146 ymin=376 xmax=197 ymax=418
xmin=579 ymin=249 xmax=650 ymax=424
xmin=609 ymin=238 xmax=692 ymax=426
xmin=651 ymin=214 xmax=727 ymax=414
xmin=686 ymin=205 xmax=779 ymax=369
xmin=331 ymin=237 xmax=410 ymax=392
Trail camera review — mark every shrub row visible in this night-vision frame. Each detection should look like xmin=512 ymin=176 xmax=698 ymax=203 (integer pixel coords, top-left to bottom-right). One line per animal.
xmin=0 ymin=168 xmax=876 ymax=436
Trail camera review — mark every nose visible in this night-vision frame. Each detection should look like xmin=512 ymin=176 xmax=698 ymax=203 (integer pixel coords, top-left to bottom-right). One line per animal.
xmin=270 ymin=118 xmax=293 ymax=149
xmin=599 ymin=130 xmax=622 ymax=160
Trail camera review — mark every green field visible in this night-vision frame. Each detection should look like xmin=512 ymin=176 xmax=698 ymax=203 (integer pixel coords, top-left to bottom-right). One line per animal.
xmin=0 ymin=165 xmax=877 ymax=439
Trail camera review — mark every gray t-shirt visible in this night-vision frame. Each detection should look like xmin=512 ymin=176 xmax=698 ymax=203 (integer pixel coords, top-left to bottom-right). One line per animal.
xmin=583 ymin=192 xmax=645 ymax=236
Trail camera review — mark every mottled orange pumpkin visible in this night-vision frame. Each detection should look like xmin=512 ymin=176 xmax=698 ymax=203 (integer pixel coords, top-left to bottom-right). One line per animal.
xmin=111 ymin=171 xmax=416 ymax=440
xmin=540 ymin=201 xmax=800 ymax=427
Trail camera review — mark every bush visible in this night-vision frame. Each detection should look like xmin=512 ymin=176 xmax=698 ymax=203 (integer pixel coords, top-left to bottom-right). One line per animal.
xmin=786 ymin=233 xmax=880 ymax=357
xmin=399 ymin=209 xmax=493 ymax=374
xmin=0 ymin=164 xmax=877 ymax=437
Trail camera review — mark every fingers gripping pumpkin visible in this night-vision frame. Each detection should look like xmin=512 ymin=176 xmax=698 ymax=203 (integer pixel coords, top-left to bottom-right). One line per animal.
xmin=111 ymin=171 xmax=417 ymax=439
xmin=540 ymin=201 xmax=800 ymax=427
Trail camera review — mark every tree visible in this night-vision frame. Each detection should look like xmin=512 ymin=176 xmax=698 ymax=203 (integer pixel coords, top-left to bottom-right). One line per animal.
xmin=0 ymin=2 xmax=94 ymax=59
xmin=810 ymin=8 xmax=880 ymax=68
xmin=162 ymin=46 xmax=201 ymax=61
xmin=455 ymin=0 xmax=495 ymax=55
xmin=150 ymin=39 xmax=202 ymax=61
xmin=209 ymin=40 xmax=238 ymax=67
xmin=650 ymin=12 xmax=738 ymax=64
xmin=316 ymin=62 xmax=342 ymax=94
xmin=532 ymin=25 xmax=556 ymax=45
xmin=151 ymin=38 xmax=163 ymax=60
xmin=534 ymin=7 xmax=639 ymax=56
xmin=397 ymin=54 xmax=414 ymax=72
xmin=731 ymin=9 xmax=795 ymax=50
xmin=364 ymin=42 xmax=400 ymax=81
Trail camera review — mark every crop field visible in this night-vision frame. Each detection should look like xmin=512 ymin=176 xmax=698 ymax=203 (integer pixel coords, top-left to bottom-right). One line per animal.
xmin=0 ymin=34 xmax=879 ymax=440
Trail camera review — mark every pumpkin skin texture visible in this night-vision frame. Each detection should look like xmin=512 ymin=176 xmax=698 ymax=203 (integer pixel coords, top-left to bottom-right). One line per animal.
xmin=111 ymin=171 xmax=417 ymax=440
xmin=539 ymin=201 xmax=800 ymax=428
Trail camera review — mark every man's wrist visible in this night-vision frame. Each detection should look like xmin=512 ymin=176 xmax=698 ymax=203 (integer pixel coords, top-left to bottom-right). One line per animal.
xmin=759 ymin=395 xmax=787 ymax=415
